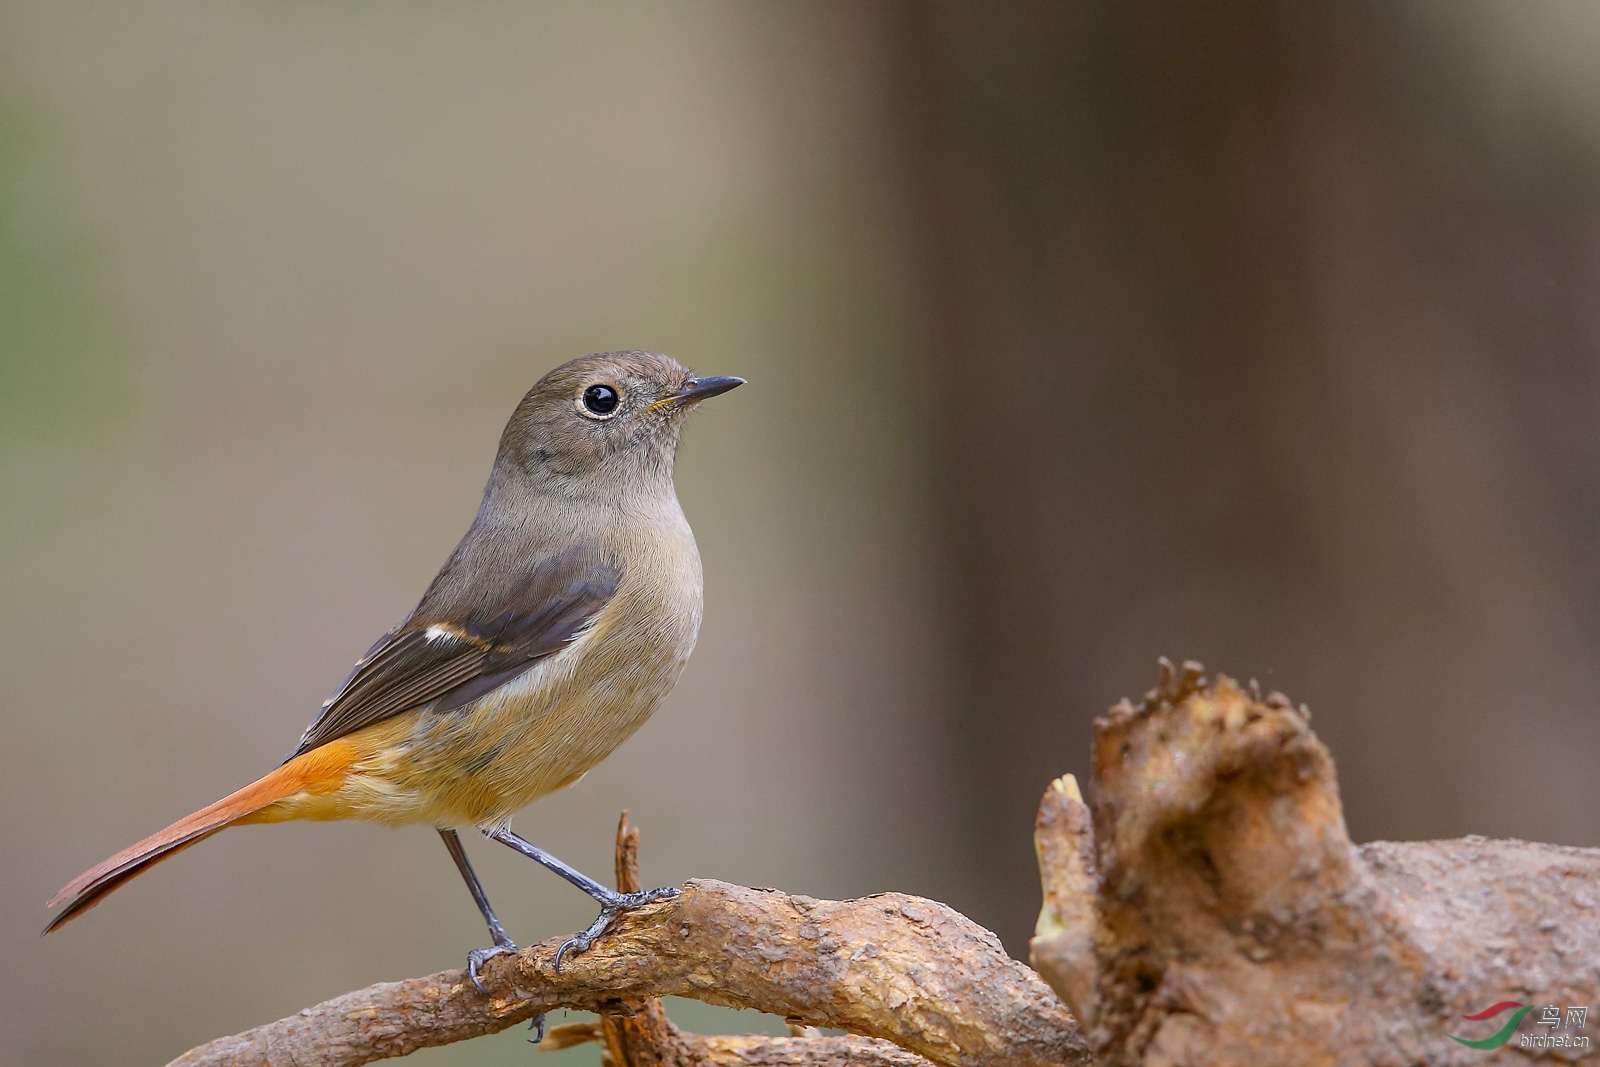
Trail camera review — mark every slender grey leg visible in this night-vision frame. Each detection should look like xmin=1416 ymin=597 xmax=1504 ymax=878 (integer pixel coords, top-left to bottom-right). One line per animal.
xmin=439 ymin=828 xmax=517 ymax=993
xmin=483 ymin=826 xmax=679 ymax=969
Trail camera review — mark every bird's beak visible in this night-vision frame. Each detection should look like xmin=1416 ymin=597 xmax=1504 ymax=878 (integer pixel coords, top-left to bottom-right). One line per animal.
xmin=653 ymin=375 xmax=745 ymax=410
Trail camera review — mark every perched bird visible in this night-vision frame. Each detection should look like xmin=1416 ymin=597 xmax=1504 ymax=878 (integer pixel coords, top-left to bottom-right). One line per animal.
xmin=45 ymin=351 xmax=743 ymax=987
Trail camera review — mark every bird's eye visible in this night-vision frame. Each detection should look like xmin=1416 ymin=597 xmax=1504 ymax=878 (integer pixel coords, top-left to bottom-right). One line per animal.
xmin=581 ymin=384 xmax=620 ymax=417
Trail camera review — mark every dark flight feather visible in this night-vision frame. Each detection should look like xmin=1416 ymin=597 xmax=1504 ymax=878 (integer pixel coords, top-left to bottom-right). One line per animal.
xmin=286 ymin=540 xmax=618 ymax=761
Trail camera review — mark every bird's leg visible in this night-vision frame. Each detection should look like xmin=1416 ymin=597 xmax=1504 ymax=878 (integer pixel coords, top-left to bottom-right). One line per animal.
xmin=439 ymin=828 xmax=518 ymax=993
xmin=482 ymin=825 xmax=679 ymax=970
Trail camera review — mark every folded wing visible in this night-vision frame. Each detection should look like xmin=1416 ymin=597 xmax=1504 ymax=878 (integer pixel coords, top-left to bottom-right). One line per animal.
xmin=287 ymin=540 xmax=619 ymax=761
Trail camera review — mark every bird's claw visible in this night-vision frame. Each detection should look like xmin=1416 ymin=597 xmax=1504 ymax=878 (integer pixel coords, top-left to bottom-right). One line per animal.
xmin=554 ymin=885 xmax=680 ymax=973
xmin=553 ymin=925 xmax=600 ymax=973
xmin=467 ymin=938 xmax=519 ymax=994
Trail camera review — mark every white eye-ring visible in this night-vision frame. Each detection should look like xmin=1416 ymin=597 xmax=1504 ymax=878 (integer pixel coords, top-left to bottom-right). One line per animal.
xmin=578 ymin=383 xmax=621 ymax=419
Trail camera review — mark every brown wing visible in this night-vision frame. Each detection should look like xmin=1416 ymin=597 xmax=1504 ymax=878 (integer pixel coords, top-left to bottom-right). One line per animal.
xmin=285 ymin=542 xmax=618 ymax=762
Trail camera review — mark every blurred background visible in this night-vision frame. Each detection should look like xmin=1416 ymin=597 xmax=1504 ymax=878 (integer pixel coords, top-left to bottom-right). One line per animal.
xmin=5 ymin=2 xmax=1600 ymax=1064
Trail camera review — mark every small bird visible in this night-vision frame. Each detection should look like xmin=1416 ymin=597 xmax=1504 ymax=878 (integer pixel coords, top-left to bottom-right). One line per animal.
xmin=45 ymin=351 xmax=743 ymax=987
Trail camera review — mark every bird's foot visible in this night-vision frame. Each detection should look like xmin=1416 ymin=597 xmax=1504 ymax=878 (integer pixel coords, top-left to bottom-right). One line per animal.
xmin=466 ymin=934 xmax=519 ymax=994
xmin=554 ymin=885 xmax=679 ymax=972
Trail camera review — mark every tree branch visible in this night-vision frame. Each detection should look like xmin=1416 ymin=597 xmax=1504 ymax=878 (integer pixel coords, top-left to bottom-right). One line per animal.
xmin=540 ymin=812 xmax=942 ymax=1066
xmin=168 ymin=819 xmax=1087 ymax=1067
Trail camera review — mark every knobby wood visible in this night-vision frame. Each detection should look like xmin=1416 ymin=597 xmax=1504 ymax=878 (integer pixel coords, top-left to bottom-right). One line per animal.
xmin=1030 ymin=660 xmax=1600 ymax=1066
xmin=167 ymin=816 xmax=1089 ymax=1067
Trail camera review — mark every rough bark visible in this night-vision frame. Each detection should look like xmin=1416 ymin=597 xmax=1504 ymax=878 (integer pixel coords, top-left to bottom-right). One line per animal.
xmin=168 ymin=816 xmax=1087 ymax=1067
xmin=537 ymin=813 xmax=938 ymax=1066
xmin=542 ymin=1014 xmax=933 ymax=1067
xmin=1030 ymin=659 xmax=1600 ymax=1066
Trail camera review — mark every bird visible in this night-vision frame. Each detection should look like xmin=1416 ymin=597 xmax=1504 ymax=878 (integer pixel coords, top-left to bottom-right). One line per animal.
xmin=44 ymin=350 xmax=744 ymax=989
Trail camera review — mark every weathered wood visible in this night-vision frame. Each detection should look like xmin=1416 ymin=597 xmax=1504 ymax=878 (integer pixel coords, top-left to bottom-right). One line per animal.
xmin=547 ymin=813 xmax=940 ymax=1066
xmin=1031 ymin=660 xmax=1600 ymax=1066
xmin=169 ymin=815 xmax=1087 ymax=1067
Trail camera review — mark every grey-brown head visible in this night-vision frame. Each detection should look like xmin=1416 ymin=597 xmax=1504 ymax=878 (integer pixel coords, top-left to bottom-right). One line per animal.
xmin=489 ymin=351 xmax=743 ymax=502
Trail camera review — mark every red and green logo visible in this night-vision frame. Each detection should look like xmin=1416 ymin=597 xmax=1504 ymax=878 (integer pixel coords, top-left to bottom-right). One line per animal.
xmin=1449 ymin=1002 xmax=1532 ymax=1049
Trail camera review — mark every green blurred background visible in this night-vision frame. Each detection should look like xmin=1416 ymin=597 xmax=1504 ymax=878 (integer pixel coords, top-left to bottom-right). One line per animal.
xmin=4 ymin=3 xmax=1600 ymax=1065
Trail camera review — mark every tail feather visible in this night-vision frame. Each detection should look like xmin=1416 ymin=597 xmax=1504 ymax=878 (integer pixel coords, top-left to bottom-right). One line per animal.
xmin=44 ymin=743 xmax=355 ymax=933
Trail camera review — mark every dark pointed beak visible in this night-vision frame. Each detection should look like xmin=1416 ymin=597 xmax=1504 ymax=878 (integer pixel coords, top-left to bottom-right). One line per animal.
xmin=668 ymin=375 xmax=745 ymax=406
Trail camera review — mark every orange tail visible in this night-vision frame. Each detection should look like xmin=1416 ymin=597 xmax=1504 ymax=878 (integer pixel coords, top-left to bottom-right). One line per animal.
xmin=44 ymin=744 xmax=354 ymax=933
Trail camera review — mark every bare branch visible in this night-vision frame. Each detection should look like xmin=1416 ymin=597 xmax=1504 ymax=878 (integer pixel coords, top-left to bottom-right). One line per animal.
xmin=555 ymin=812 xmax=942 ymax=1066
xmin=544 ymin=1015 xmax=935 ymax=1066
xmin=169 ymin=854 xmax=1087 ymax=1067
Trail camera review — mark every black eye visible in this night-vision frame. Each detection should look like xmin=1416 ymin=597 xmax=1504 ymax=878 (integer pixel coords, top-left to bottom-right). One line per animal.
xmin=582 ymin=384 xmax=619 ymax=416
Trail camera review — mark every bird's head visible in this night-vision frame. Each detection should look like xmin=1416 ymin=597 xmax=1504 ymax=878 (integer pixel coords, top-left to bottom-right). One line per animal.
xmin=492 ymin=350 xmax=743 ymax=502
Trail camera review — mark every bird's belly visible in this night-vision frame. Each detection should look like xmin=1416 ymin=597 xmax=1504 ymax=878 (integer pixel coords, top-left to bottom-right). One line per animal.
xmin=346 ymin=607 xmax=694 ymax=827
xmin=441 ymin=666 xmax=677 ymax=820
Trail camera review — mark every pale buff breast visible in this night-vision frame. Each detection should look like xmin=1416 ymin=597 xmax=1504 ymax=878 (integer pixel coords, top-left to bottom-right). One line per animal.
xmin=332 ymin=500 xmax=705 ymax=828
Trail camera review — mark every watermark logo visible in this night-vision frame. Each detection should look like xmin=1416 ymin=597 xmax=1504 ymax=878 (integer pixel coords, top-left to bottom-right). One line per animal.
xmin=1449 ymin=1002 xmax=1532 ymax=1049
xmin=1449 ymin=1001 xmax=1589 ymax=1052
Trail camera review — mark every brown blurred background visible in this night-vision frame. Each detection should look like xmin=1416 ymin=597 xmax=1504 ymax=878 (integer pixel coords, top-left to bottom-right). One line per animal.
xmin=4 ymin=3 xmax=1600 ymax=1065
